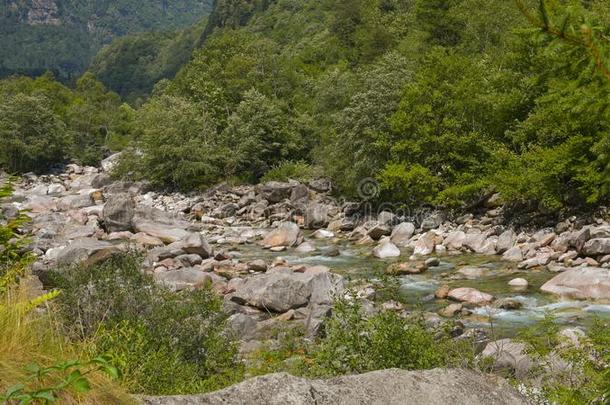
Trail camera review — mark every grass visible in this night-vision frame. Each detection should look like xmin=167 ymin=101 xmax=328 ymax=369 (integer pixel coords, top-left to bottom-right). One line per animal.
xmin=0 ymin=278 xmax=133 ymax=404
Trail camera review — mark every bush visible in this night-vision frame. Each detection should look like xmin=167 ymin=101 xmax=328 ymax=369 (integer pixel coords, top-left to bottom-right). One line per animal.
xmin=518 ymin=315 xmax=610 ymax=405
xmin=261 ymin=160 xmax=319 ymax=183
xmin=116 ymin=95 xmax=231 ymax=191
xmin=246 ymin=298 xmax=475 ymax=379
xmin=309 ymin=299 xmax=474 ymax=376
xmin=48 ymin=254 xmax=242 ymax=395
xmin=377 ymin=163 xmax=440 ymax=206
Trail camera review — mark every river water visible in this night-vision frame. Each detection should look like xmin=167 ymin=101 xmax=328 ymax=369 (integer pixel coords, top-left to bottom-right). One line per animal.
xmin=235 ymin=232 xmax=610 ymax=337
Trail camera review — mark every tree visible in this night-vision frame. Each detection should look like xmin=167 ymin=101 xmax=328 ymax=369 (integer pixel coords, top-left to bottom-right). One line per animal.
xmin=415 ymin=0 xmax=464 ymax=47
xmin=127 ymin=95 xmax=229 ymax=190
xmin=0 ymin=94 xmax=70 ymax=173
xmin=223 ymin=89 xmax=304 ymax=180
xmin=515 ymin=0 xmax=610 ymax=83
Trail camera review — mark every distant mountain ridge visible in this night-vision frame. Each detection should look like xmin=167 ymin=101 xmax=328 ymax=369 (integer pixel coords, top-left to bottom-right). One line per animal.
xmin=0 ymin=0 xmax=214 ymax=81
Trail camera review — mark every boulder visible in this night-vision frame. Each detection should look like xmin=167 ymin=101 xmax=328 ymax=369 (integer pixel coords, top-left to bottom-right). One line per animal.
xmin=367 ymin=223 xmax=391 ymax=240
xmin=413 ymin=231 xmax=438 ymax=256
xmin=168 ymin=233 xmax=212 ymax=259
xmin=457 ymin=266 xmax=490 ymax=279
xmin=582 ymin=238 xmax=610 ymax=256
xmin=463 ymin=233 xmax=484 ymax=251
xmin=502 ymin=246 xmax=523 ymax=262
xmin=295 ymin=242 xmax=316 ymax=253
xmin=508 ymin=278 xmax=528 ymax=290
xmin=290 ymin=184 xmax=309 ymax=202
xmin=448 ymin=287 xmax=494 ymax=305
xmin=439 ymin=303 xmax=463 ymax=318
xmin=540 ymin=267 xmax=610 ymax=300
xmin=390 ymin=222 xmax=415 ymax=247
xmin=101 ymin=153 xmax=122 ymax=172
xmin=308 ymin=178 xmax=332 ymax=193
xmin=231 ymin=270 xmax=343 ymax=314
xmin=257 ymin=182 xmax=293 ymax=203
xmin=496 ymin=229 xmax=516 ymax=254
xmin=373 ymin=241 xmax=400 ymax=259
xmin=154 ymin=268 xmax=212 ymax=292
xmin=482 ymin=339 xmax=534 ymax=379
xmin=443 ymin=231 xmax=466 ymax=250
xmin=377 ymin=211 xmax=397 ymax=226
xmin=102 ymin=193 xmax=134 ymax=233
xmin=261 ymin=222 xmax=303 ymax=248
xmin=305 ymin=204 xmax=329 ymax=229
xmin=133 ymin=221 xmax=189 ymax=244
xmin=56 ymin=238 xmax=121 ymax=266
xmin=143 ymin=368 xmax=528 ymax=405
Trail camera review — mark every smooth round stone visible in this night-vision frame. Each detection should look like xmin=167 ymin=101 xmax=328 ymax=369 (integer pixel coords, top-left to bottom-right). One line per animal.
xmin=508 ymin=278 xmax=529 ymax=290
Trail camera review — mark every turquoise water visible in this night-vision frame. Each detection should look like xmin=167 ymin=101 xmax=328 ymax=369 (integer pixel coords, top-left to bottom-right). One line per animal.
xmin=230 ymin=231 xmax=610 ymax=337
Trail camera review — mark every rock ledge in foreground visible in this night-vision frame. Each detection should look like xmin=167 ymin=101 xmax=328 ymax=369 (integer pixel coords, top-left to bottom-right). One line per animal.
xmin=142 ymin=368 xmax=529 ymax=405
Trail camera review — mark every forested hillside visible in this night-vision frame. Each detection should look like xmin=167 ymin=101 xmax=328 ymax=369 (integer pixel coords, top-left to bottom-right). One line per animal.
xmin=2 ymin=0 xmax=610 ymax=217
xmin=0 ymin=0 xmax=213 ymax=81
xmin=88 ymin=17 xmax=208 ymax=102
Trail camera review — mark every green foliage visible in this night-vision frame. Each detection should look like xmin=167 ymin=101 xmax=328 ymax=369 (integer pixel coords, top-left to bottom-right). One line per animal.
xmin=89 ymin=18 xmax=208 ymax=102
xmin=0 ymin=74 xmax=133 ymax=172
xmin=309 ymin=299 xmax=474 ymax=376
xmin=377 ymin=163 xmax=440 ymax=206
xmin=0 ymin=356 xmax=119 ymax=405
xmin=48 ymin=254 xmax=242 ymax=395
xmin=517 ymin=315 xmax=610 ymax=405
xmin=245 ymin=299 xmax=475 ymax=379
xmin=261 ymin=161 xmax=319 ymax=183
xmin=223 ymin=89 xmax=306 ymax=180
xmin=116 ymin=95 xmax=229 ymax=190
xmin=0 ymin=93 xmax=69 ymax=173
xmin=415 ymin=0 xmax=463 ymax=47
xmin=0 ymin=0 xmax=213 ymax=82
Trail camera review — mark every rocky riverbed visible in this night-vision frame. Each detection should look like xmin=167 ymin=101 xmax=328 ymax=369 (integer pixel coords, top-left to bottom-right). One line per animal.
xmin=3 ymin=155 xmax=610 ymax=373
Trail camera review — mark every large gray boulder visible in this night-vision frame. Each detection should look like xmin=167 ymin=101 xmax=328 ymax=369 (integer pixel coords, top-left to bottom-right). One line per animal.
xmin=390 ymin=222 xmax=415 ymax=247
xmin=143 ymin=368 xmax=528 ymax=405
xmin=154 ymin=268 xmax=212 ymax=292
xmin=304 ymin=204 xmax=329 ymax=230
xmin=261 ymin=222 xmax=303 ymax=248
xmin=541 ymin=266 xmax=610 ymax=300
xmin=231 ymin=269 xmax=343 ymax=314
xmin=102 ymin=193 xmax=134 ymax=233
xmin=133 ymin=221 xmax=189 ymax=244
xmin=481 ymin=339 xmax=534 ymax=380
xmin=582 ymin=238 xmax=610 ymax=256
xmin=56 ymin=238 xmax=121 ymax=266
xmin=496 ymin=229 xmax=516 ymax=254
xmin=256 ymin=182 xmax=293 ymax=203
xmin=168 ymin=233 xmax=212 ymax=258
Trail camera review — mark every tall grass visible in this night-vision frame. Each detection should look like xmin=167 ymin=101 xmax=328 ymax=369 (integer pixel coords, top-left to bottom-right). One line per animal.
xmin=0 ymin=275 xmax=134 ymax=404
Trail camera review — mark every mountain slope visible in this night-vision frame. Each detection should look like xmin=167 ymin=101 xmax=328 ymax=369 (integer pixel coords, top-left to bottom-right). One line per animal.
xmin=0 ymin=0 xmax=213 ymax=81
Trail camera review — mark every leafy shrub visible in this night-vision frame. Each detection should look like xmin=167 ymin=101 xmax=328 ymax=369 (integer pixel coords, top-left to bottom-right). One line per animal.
xmin=518 ymin=315 xmax=610 ymax=405
xmin=48 ymin=254 xmax=242 ymax=395
xmin=309 ymin=299 xmax=474 ymax=376
xmin=247 ymin=299 xmax=475 ymax=379
xmin=261 ymin=161 xmax=319 ymax=183
xmin=377 ymin=163 xmax=440 ymax=206
xmin=115 ymin=95 xmax=231 ymax=191
xmin=1 ymin=356 xmax=119 ymax=404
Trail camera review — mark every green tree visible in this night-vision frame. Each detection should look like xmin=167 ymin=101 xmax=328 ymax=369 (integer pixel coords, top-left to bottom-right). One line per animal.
xmin=0 ymin=94 xmax=70 ymax=173
xmin=124 ymin=95 xmax=229 ymax=190
xmin=223 ymin=89 xmax=304 ymax=180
